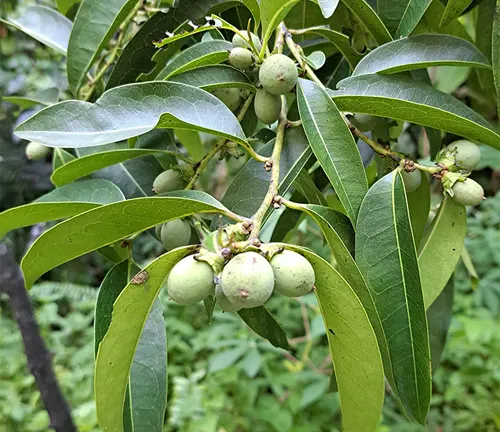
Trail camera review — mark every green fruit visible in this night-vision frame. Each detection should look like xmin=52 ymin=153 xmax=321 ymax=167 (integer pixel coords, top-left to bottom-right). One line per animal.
xmin=25 ymin=141 xmax=50 ymax=160
xmin=445 ymin=140 xmax=481 ymax=171
xmin=401 ymin=170 xmax=422 ymax=193
xmin=167 ymin=255 xmax=215 ymax=305
xmin=229 ymin=47 xmax=253 ymax=69
xmin=221 ymin=252 xmax=274 ymax=308
xmin=254 ymin=88 xmax=281 ymax=124
xmin=259 ymin=54 xmax=298 ymax=95
xmin=161 ymin=219 xmax=191 ymax=250
xmin=232 ymin=31 xmax=262 ymax=52
xmin=215 ymin=284 xmax=241 ymax=312
xmin=211 ymin=88 xmax=242 ymax=112
xmin=153 ymin=169 xmax=186 ymax=194
xmin=270 ymin=250 xmax=315 ymax=297
xmin=349 ymin=113 xmax=378 ymax=132
xmin=451 ymin=178 xmax=484 ymax=206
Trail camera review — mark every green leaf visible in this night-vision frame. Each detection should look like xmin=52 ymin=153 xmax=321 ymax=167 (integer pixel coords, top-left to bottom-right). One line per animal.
xmin=493 ymin=0 xmax=500 ymax=119
xmin=204 ymin=295 xmax=217 ymax=323
xmin=407 ymin=172 xmax=430 ymax=247
xmin=295 ymin=170 xmax=328 ymax=206
xmin=21 ymin=191 xmax=233 ymax=288
xmin=95 ymin=247 xmax=194 ymax=432
xmin=158 ymin=40 xmax=232 ymax=79
xmin=67 ymin=0 xmax=141 ymax=92
xmin=208 ymin=346 xmax=248 ymax=372
xmin=461 ymin=246 xmax=479 ymax=290
xmin=167 ymin=65 xmax=254 ymax=91
xmin=2 ymin=88 xmax=60 ymax=109
xmin=353 ymin=34 xmax=490 ymax=76
xmin=260 ymin=0 xmax=301 ymax=49
xmin=284 ymin=245 xmax=384 ymax=432
xmin=0 ymin=179 xmax=124 ymax=239
xmin=297 ymin=78 xmax=368 ymax=225
xmin=377 ymin=0 xmax=432 ymax=38
xmin=339 ymin=0 xmax=392 ymax=44
xmin=317 ymin=0 xmax=339 ymax=18
xmin=418 ymin=197 xmax=466 ymax=308
xmin=174 ymin=130 xmax=204 ymax=161
xmin=331 ymin=74 xmax=500 ymax=150
xmin=56 ymin=0 xmax=80 ymax=16
xmin=2 ymin=6 xmax=72 ymax=53
xmin=305 ymin=51 xmax=327 ymax=70
xmin=51 ymin=149 xmax=190 ymax=187
xmin=238 ymin=307 xmax=290 ymax=350
xmin=355 ymin=170 xmax=431 ymax=424
xmin=52 ymin=148 xmax=76 ymax=171
xmin=440 ymin=0 xmax=473 ymax=27
xmin=15 ymin=82 xmax=246 ymax=148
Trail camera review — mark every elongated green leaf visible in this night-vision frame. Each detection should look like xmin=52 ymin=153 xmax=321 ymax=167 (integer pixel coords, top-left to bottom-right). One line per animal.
xmin=317 ymin=0 xmax=340 ymax=17
xmin=2 ymin=6 xmax=72 ymax=53
xmin=461 ymin=246 xmax=479 ymax=290
xmin=331 ymin=74 xmax=500 ymax=149
xmin=158 ymin=40 xmax=232 ymax=79
xmin=440 ymin=0 xmax=473 ymax=27
xmin=492 ymin=0 xmax=500 ymax=119
xmin=95 ymin=247 xmax=194 ymax=432
xmin=15 ymin=82 xmax=246 ymax=148
xmin=353 ymin=34 xmax=490 ymax=76
xmin=377 ymin=0 xmax=432 ymax=37
xmin=238 ymin=306 xmax=290 ymax=350
xmin=67 ymin=0 xmax=141 ymax=91
xmin=56 ymin=0 xmax=80 ymax=16
xmin=21 ymin=191 xmax=233 ymax=288
xmin=260 ymin=0 xmax=301 ymax=49
xmin=283 ymin=245 xmax=384 ymax=432
xmin=295 ymin=170 xmax=328 ymax=206
xmin=167 ymin=65 xmax=254 ymax=91
xmin=174 ymin=130 xmax=204 ymax=161
xmin=407 ymin=172 xmax=430 ymax=247
xmin=418 ymin=197 xmax=466 ymax=308
xmin=339 ymin=0 xmax=392 ymax=44
xmin=0 ymin=180 xmax=124 ymax=239
xmin=52 ymin=148 xmax=76 ymax=171
xmin=51 ymin=149 xmax=188 ymax=186
xmin=2 ymin=88 xmax=60 ymax=109
xmin=355 ymin=170 xmax=431 ymax=424
xmin=297 ymin=78 xmax=368 ymax=225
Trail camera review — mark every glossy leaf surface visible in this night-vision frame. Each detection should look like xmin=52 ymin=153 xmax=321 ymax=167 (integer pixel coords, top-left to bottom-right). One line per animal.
xmin=377 ymin=0 xmax=432 ymax=37
xmin=260 ymin=0 xmax=300 ymax=48
xmin=167 ymin=65 xmax=254 ymax=91
xmin=407 ymin=172 xmax=430 ymax=247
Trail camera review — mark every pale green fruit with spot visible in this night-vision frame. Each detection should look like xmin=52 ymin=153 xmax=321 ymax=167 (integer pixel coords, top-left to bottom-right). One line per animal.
xmin=254 ymin=88 xmax=281 ymax=124
xmin=211 ymin=87 xmax=242 ymax=112
xmin=153 ymin=169 xmax=186 ymax=194
xmin=221 ymin=252 xmax=274 ymax=308
xmin=229 ymin=47 xmax=253 ymax=69
xmin=401 ymin=170 xmax=422 ymax=193
xmin=445 ymin=140 xmax=481 ymax=171
xmin=259 ymin=54 xmax=298 ymax=95
xmin=232 ymin=31 xmax=262 ymax=52
xmin=215 ymin=284 xmax=241 ymax=312
xmin=451 ymin=178 xmax=484 ymax=206
xmin=270 ymin=250 xmax=315 ymax=297
xmin=349 ymin=113 xmax=378 ymax=132
xmin=167 ymin=255 xmax=215 ymax=305
xmin=25 ymin=141 xmax=50 ymax=160
xmin=161 ymin=219 xmax=191 ymax=250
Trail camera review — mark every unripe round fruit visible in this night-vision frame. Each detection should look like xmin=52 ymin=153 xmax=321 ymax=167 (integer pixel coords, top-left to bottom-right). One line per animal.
xmin=445 ymin=140 xmax=481 ymax=171
xmin=451 ymin=178 xmax=484 ymax=206
xmin=254 ymin=88 xmax=281 ymax=124
xmin=153 ymin=169 xmax=186 ymax=194
xmin=229 ymin=47 xmax=253 ymax=69
xmin=215 ymin=284 xmax=241 ymax=312
xmin=25 ymin=141 xmax=50 ymax=160
xmin=167 ymin=255 xmax=215 ymax=305
xmin=401 ymin=170 xmax=422 ymax=193
xmin=221 ymin=252 xmax=274 ymax=308
xmin=259 ymin=54 xmax=298 ymax=95
xmin=211 ymin=88 xmax=242 ymax=112
xmin=270 ymin=250 xmax=315 ymax=297
xmin=350 ymin=113 xmax=378 ymax=132
xmin=161 ymin=219 xmax=191 ymax=250
xmin=232 ymin=31 xmax=262 ymax=52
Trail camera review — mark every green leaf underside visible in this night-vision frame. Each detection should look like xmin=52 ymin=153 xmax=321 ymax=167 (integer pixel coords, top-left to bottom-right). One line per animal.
xmin=0 ymin=180 xmax=124 ymax=239
xmin=355 ymin=171 xmax=430 ymax=424
xmin=493 ymin=1 xmax=500 ymax=119
xmin=418 ymin=197 xmax=466 ymax=309
xmin=51 ymin=149 xmax=185 ymax=186
xmin=440 ymin=0 xmax=473 ymax=27
xmin=158 ymin=40 xmax=232 ymax=79
xmin=331 ymin=74 xmax=500 ymax=150
xmin=21 ymin=191 xmax=231 ymax=288
xmin=2 ymin=88 xmax=60 ymax=109
xmin=15 ymin=82 xmax=246 ymax=148
xmin=95 ymin=247 xmax=194 ymax=432
xmin=283 ymin=244 xmax=384 ymax=432
xmin=377 ymin=0 xmax=432 ymax=38
xmin=53 ymin=148 xmax=76 ymax=171
xmin=260 ymin=0 xmax=301 ymax=48
xmin=353 ymin=34 xmax=490 ymax=76
xmin=238 ymin=307 xmax=290 ymax=350
xmin=318 ymin=0 xmax=339 ymax=18
xmin=67 ymin=0 xmax=141 ymax=91
xmin=167 ymin=65 xmax=254 ymax=91
xmin=407 ymin=172 xmax=431 ymax=247
xmin=297 ymin=78 xmax=368 ymax=225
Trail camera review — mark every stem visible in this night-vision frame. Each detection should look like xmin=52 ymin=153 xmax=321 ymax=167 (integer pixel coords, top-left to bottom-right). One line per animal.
xmin=238 ymin=141 xmax=269 ymax=163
